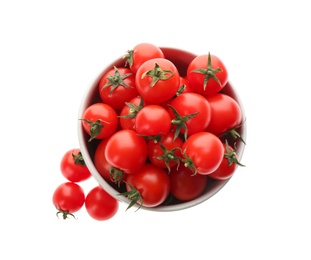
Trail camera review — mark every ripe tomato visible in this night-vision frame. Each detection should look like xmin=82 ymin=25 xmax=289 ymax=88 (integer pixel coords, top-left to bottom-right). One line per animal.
xmin=182 ymin=132 xmax=224 ymax=175
xmin=168 ymin=92 xmax=211 ymax=139
xmin=169 ymin=164 xmax=207 ymax=201
xmin=208 ymin=141 xmax=245 ymax=180
xmin=187 ymin=53 xmax=228 ymax=96
xmin=135 ymin=58 xmax=180 ymax=104
xmin=81 ymin=102 xmax=119 ymax=141
xmin=98 ymin=66 xmax=138 ymax=111
xmin=105 ymin=129 xmax=148 ymax=174
xmin=60 ymin=148 xmax=91 ymax=182
xmin=124 ymin=163 xmax=170 ymax=208
xmin=52 ymin=182 xmax=85 ymax=219
xmin=147 ymin=132 xmax=183 ymax=171
xmin=205 ymin=93 xmax=242 ymax=136
xmin=85 ymin=186 xmax=119 ymax=221
xmin=135 ymin=105 xmax=171 ymax=137
xmin=123 ymin=43 xmax=165 ymax=74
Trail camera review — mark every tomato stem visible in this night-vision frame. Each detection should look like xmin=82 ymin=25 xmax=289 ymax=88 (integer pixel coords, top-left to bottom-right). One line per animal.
xmin=119 ymin=182 xmax=143 ymax=211
xmin=141 ymin=63 xmax=174 ymax=87
xmin=56 ymin=208 xmax=77 ymax=220
xmin=79 ymin=119 xmax=104 ymax=142
xmin=72 ymin=151 xmax=86 ymax=166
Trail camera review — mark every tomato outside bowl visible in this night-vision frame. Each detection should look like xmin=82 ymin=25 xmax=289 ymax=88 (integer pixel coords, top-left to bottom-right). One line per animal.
xmin=77 ymin=47 xmax=246 ymax=212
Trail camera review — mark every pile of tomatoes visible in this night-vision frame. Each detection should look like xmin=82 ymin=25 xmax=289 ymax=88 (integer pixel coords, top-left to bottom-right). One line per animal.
xmin=53 ymin=43 xmax=245 ymax=220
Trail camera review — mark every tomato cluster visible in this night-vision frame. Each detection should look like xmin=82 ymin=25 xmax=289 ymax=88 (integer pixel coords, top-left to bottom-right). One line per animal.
xmin=52 ymin=148 xmax=119 ymax=220
xmin=80 ymin=43 xmax=246 ymax=211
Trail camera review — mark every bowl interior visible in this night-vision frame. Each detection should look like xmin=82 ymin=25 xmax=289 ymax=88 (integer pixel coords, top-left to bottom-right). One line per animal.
xmin=78 ymin=47 xmax=246 ymax=212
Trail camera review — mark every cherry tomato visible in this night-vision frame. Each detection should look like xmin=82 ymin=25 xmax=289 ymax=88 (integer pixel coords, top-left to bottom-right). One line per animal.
xmin=81 ymin=102 xmax=119 ymax=141
xmin=168 ymin=92 xmax=211 ymax=139
xmin=187 ymin=53 xmax=228 ymax=96
xmin=135 ymin=58 xmax=180 ymax=104
xmin=182 ymin=132 xmax=224 ymax=175
xmin=205 ymin=93 xmax=242 ymax=136
xmin=124 ymin=163 xmax=170 ymax=208
xmin=135 ymin=105 xmax=171 ymax=137
xmin=52 ymin=182 xmax=85 ymax=219
xmin=60 ymin=148 xmax=91 ymax=182
xmin=105 ymin=129 xmax=148 ymax=174
xmin=169 ymin=164 xmax=207 ymax=201
xmin=147 ymin=132 xmax=183 ymax=171
xmin=208 ymin=141 xmax=244 ymax=180
xmin=123 ymin=43 xmax=165 ymax=74
xmin=85 ymin=186 xmax=119 ymax=221
xmin=98 ymin=66 xmax=138 ymax=111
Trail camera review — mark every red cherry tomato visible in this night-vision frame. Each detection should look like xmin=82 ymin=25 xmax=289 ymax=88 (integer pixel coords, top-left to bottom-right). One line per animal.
xmin=105 ymin=129 xmax=148 ymax=174
xmin=52 ymin=182 xmax=85 ymax=219
xmin=124 ymin=163 xmax=170 ymax=208
xmin=98 ymin=66 xmax=138 ymax=111
xmin=81 ymin=102 xmax=118 ymax=141
xmin=85 ymin=186 xmax=119 ymax=221
xmin=187 ymin=53 xmax=228 ymax=96
xmin=135 ymin=58 xmax=180 ymax=104
xmin=206 ymin=93 xmax=242 ymax=136
xmin=123 ymin=43 xmax=165 ymax=74
xmin=135 ymin=105 xmax=172 ymax=137
xmin=169 ymin=164 xmax=208 ymax=201
xmin=60 ymin=149 xmax=91 ymax=182
xmin=182 ymin=132 xmax=224 ymax=175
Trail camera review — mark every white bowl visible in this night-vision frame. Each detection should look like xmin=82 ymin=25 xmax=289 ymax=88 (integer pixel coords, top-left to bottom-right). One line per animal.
xmin=78 ymin=47 xmax=246 ymax=212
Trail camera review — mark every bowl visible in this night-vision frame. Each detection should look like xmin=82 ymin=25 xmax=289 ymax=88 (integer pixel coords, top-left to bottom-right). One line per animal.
xmin=77 ymin=47 xmax=246 ymax=212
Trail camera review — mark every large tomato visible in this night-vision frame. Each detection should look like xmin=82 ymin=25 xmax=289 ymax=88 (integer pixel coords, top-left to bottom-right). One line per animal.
xmin=85 ymin=186 xmax=119 ymax=221
xmin=124 ymin=163 xmax=170 ymax=208
xmin=205 ymin=93 xmax=242 ymax=136
xmin=52 ymin=182 xmax=85 ymax=219
xmin=169 ymin=164 xmax=207 ymax=201
xmin=60 ymin=148 xmax=91 ymax=182
xmin=105 ymin=129 xmax=148 ymax=174
xmin=98 ymin=66 xmax=138 ymax=111
xmin=135 ymin=58 xmax=180 ymax=104
xmin=81 ymin=102 xmax=118 ymax=141
xmin=168 ymin=92 xmax=211 ymax=140
xmin=135 ymin=105 xmax=171 ymax=137
xmin=182 ymin=132 xmax=224 ymax=175
xmin=187 ymin=53 xmax=228 ymax=96
xmin=123 ymin=43 xmax=165 ymax=74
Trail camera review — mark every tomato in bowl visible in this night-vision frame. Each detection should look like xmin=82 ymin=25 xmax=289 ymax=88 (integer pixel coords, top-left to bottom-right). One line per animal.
xmin=77 ymin=44 xmax=246 ymax=212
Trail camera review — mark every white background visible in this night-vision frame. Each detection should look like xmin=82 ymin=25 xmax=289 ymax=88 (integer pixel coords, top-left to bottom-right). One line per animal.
xmin=1 ymin=0 xmax=310 ymax=259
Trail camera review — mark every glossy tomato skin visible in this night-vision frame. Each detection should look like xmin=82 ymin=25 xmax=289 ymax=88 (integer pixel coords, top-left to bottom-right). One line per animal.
xmin=169 ymin=164 xmax=207 ymax=201
xmin=81 ymin=102 xmax=119 ymax=141
xmin=135 ymin=58 xmax=180 ymax=104
xmin=135 ymin=105 xmax=171 ymax=137
xmin=208 ymin=143 xmax=238 ymax=180
xmin=105 ymin=129 xmax=148 ymax=174
xmin=98 ymin=67 xmax=138 ymax=111
xmin=124 ymin=43 xmax=165 ymax=74
xmin=187 ymin=54 xmax=228 ymax=96
xmin=52 ymin=182 xmax=85 ymax=218
xmin=125 ymin=163 xmax=170 ymax=208
xmin=205 ymin=93 xmax=242 ymax=136
xmin=182 ymin=132 xmax=224 ymax=175
xmin=60 ymin=148 xmax=91 ymax=182
xmin=85 ymin=186 xmax=119 ymax=221
xmin=147 ymin=132 xmax=183 ymax=170
xmin=168 ymin=92 xmax=212 ymax=137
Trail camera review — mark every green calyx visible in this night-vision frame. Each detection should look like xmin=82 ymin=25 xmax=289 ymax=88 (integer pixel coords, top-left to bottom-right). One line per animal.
xmin=56 ymin=208 xmax=77 ymax=220
xmin=118 ymin=98 xmax=144 ymax=119
xmin=191 ymin=52 xmax=223 ymax=90
xmin=182 ymin=149 xmax=197 ymax=175
xmin=120 ymin=182 xmax=143 ymax=211
xmin=156 ymin=143 xmax=182 ymax=172
xmin=224 ymin=140 xmax=245 ymax=167
xmin=123 ymin=49 xmax=134 ymax=68
xmin=109 ymin=167 xmax=124 ymax=187
xmin=141 ymin=63 xmax=174 ymax=87
xmin=168 ymin=104 xmax=199 ymax=141
xmin=79 ymin=119 xmax=103 ymax=142
xmin=72 ymin=151 xmax=86 ymax=166
xmin=102 ymin=66 xmax=133 ymax=95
